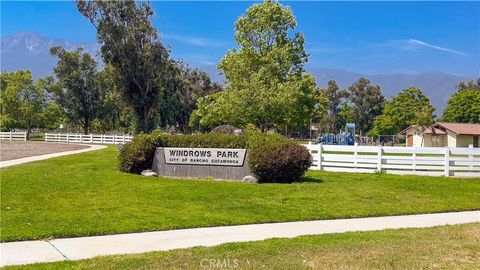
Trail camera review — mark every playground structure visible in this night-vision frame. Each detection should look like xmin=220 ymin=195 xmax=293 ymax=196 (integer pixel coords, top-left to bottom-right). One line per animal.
xmin=317 ymin=123 xmax=356 ymax=145
xmin=316 ymin=123 xmax=377 ymax=146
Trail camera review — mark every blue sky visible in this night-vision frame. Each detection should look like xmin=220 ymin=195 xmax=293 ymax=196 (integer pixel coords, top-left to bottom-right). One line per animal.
xmin=1 ymin=1 xmax=479 ymax=76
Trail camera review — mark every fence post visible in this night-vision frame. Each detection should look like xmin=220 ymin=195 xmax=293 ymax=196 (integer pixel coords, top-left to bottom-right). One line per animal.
xmin=377 ymin=145 xmax=382 ymax=172
xmin=101 ymin=134 xmax=104 ymax=144
xmin=468 ymin=144 xmax=474 ymax=172
xmin=23 ymin=132 xmax=27 ymax=141
xmin=66 ymin=133 xmax=69 ymax=143
xmin=122 ymin=135 xmax=125 ymax=144
xmin=90 ymin=134 xmax=93 ymax=143
xmin=444 ymin=147 xmax=450 ymax=177
xmin=317 ymin=143 xmax=322 ymax=171
xmin=9 ymin=131 xmax=12 ymax=141
xmin=412 ymin=148 xmax=417 ymax=171
xmin=354 ymin=142 xmax=358 ymax=168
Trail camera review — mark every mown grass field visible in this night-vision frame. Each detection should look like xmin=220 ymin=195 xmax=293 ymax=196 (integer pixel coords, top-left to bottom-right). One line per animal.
xmin=5 ymin=223 xmax=480 ymax=270
xmin=1 ymin=145 xmax=479 ymax=242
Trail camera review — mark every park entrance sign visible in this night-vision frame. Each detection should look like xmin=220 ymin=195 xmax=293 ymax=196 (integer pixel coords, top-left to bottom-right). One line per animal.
xmin=152 ymin=147 xmax=251 ymax=181
xmin=163 ymin=148 xmax=246 ymax=166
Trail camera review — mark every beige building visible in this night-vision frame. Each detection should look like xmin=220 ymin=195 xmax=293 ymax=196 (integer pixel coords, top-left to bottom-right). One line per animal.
xmin=399 ymin=122 xmax=480 ymax=148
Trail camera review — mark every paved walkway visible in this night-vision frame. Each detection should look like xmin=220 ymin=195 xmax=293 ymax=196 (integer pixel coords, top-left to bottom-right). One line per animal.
xmin=1 ymin=211 xmax=479 ymax=267
xmin=0 ymin=144 xmax=107 ymax=168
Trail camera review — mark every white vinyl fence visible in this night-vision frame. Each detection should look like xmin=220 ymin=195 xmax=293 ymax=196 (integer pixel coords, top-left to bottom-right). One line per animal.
xmin=305 ymin=143 xmax=480 ymax=177
xmin=45 ymin=133 xmax=133 ymax=144
xmin=0 ymin=131 xmax=27 ymax=141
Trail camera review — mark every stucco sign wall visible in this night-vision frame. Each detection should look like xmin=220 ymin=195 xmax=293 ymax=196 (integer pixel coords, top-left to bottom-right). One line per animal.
xmin=152 ymin=147 xmax=251 ymax=181
xmin=163 ymin=147 xmax=246 ymax=167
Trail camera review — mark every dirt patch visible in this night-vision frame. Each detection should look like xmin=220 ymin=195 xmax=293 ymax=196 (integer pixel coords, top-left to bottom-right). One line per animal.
xmin=0 ymin=142 xmax=90 ymax=161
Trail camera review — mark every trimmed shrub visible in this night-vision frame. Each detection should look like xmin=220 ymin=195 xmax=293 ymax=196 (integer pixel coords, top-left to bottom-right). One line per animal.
xmin=119 ymin=133 xmax=246 ymax=174
xmin=119 ymin=130 xmax=311 ymax=183
xmin=118 ymin=133 xmax=158 ymax=174
xmin=163 ymin=133 xmax=247 ymax=148
xmin=248 ymin=135 xmax=312 ymax=183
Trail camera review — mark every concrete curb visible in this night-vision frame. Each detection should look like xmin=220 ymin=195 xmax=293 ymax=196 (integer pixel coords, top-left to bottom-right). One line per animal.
xmin=0 ymin=144 xmax=107 ymax=168
xmin=1 ymin=211 xmax=479 ymax=267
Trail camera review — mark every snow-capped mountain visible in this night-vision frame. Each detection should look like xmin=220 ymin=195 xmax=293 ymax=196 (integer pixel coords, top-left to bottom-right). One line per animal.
xmin=1 ymin=32 xmax=99 ymax=77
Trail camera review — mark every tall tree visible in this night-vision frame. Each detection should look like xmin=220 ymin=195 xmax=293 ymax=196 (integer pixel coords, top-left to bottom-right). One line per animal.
xmin=0 ymin=71 xmax=26 ymax=131
xmin=192 ymin=0 xmax=316 ymax=132
xmin=76 ymin=0 xmax=169 ymax=132
xmin=337 ymin=102 xmax=354 ymax=131
xmin=347 ymin=77 xmax=385 ymax=135
xmin=442 ymin=87 xmax=480 ymax=123
xmin=92 ymin=65 xmax=135 ymax=133
xmin=42 ymin=101 xmax=67 ymax=130
xmin=370 ymin=88 xmax=435 ymax=136
xmin=323 ymin=80 xmax=346 ymax=132
xmin=310 ymin=88 xmax=328 ymax=127
xmin=50 ymin=47 xmax=104 ymax=134
xmin=0 ymin=70 xmax=45 ymax=137
xmin=159 ymin=62 xmax=222 ymax=133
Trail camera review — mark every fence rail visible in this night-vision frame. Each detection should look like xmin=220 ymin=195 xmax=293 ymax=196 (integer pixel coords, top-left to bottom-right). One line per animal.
xmin=45 ymin=133 xmax=133 ymax=144
xmin=305 ymin=143 xmax=480 ymax=177
xmin=0 ymin=132 xmax=27 ymax=141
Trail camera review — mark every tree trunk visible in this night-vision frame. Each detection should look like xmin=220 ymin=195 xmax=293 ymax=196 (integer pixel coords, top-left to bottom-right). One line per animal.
xmin=83 ymin=118 xmax=89 ymax=135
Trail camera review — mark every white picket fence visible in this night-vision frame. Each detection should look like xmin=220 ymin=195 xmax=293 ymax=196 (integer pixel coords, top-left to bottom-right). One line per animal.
xmin=45 ymin=133 xmax=133 ymax=144
xmin=0 ymin=131 xmax=27 ymax=141
xmin=305 ymin=143 xmax=480 ymax=177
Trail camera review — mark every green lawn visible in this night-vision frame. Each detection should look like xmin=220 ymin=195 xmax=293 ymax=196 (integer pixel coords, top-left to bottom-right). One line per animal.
xmin=1 ymin=146 xmax=479 ymax=242
xmin=6 ymin=223 xmax=480 ymax=270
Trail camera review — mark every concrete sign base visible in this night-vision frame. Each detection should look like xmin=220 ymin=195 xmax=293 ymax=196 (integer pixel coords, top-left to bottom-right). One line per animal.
xmin=151 ymin=147 xmax=251 ymax=181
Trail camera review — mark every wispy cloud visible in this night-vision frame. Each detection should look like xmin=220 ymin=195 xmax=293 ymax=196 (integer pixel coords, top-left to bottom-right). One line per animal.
xmin=407 ymin=39 xmax=469 ymax=56
xmin=379 ymin=38 xmax=470 ymax=56
xmin=162 ymin=33 xmax=225 ymax=47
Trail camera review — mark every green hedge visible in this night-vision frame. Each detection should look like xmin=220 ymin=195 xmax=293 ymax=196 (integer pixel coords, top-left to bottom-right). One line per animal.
xmin=119 ymin=131 xmax=311 ymax=183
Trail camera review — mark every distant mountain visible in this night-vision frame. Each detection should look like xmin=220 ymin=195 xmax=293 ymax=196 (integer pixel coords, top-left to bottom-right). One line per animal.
xmin=199 ymin=66 xmax=475 ymax=115
xmin=1 ymin=32 xmax=476 ymax=115
xmin=1 ymin=32 xmax=99 ymax=78
xmin=308 ymin=68 xmax=476 ymax=115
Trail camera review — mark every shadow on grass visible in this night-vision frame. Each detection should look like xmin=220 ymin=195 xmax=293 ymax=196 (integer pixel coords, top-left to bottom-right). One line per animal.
xmin=300 ymin=175 xmax=324 ymax=184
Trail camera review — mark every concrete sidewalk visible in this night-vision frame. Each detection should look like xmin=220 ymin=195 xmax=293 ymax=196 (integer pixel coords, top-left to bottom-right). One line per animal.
xmin=1 ymin=211 xmax=479 ymax=267
xmin=0 ymin=144 xmax=107 ymax=168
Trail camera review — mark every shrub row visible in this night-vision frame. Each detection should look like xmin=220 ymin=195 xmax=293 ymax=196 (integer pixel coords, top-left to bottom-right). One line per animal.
xmin=119 ymin=131 xmax=311 ymax=183
xmin=118 ymin=132 xmax=247 ymax=174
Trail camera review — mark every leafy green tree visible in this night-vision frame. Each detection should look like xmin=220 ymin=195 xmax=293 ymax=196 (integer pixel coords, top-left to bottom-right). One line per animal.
xmin=0 ymin=70 xmax=45 ymax=137
xmin=337 ymin=102 xmax=354 ymax=132
xmin=347 ymin=77 xmax=385 ymax=135
xmin=192 ymin=0 xmax=316 ymax=133
xmin=322 ymin=80 xmax=347 ymax=132
xmin=159 ymin=62 xmax=222 ymax=133
xmin=76 ymin=0 xmax=169 ymax=133
xmin=50 ymin=47 xmax=104 ymax=134
xmin=42 ymin=101 xmax=66 ymax=130
xmin=309 ymin=88 xmax=329 ymax=133
xmin=370 ymin=88 xmax=435 ymax=136
xmin=189 ymin=92 xmax=239 ymax=132
xmin=1 ymin=71 xmax=25 ymax=131
xmin=93 ymin=65 xmax=135 ymax=133
xmin=442 ymin=88 xmax=480 ymax=123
